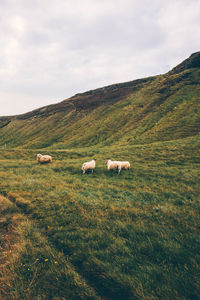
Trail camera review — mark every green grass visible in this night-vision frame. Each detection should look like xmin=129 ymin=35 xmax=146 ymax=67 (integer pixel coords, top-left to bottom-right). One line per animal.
xmin=0 ymin=196 xmax=96 ymax=299
xmin=0 ymin=135 xmax=200 ymax=299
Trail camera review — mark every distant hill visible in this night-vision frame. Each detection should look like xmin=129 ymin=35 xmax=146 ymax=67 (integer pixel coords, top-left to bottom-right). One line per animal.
xmin=0 ymin=52 xmax=200 ymax=149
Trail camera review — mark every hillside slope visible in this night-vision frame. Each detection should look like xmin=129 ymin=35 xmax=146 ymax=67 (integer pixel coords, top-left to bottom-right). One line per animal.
xmin=0 ymin=52 xmax=200 ymax=149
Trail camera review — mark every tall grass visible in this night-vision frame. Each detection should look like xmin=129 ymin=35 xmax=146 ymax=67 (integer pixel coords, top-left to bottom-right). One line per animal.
xmin=0 ymin=135 xmax=199 ymax=299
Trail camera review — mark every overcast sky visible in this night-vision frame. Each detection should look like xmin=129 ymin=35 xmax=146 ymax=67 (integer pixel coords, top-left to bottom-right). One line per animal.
xmin=0 ymin=0 xmax=200 ymax=116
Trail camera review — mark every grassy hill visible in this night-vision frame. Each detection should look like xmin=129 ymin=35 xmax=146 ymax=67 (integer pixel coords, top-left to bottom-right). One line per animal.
xmin=0 ymin=53 xmax=200 ymax=299
xmin=0 ymin=52 xmax=200 ymax=149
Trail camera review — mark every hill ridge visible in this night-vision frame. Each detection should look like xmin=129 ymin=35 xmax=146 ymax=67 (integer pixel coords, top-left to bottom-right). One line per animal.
xmin=171 ymin=51 xmax=200 ymax=73
xmin=0 ymin=52 xmax=199 ymax=148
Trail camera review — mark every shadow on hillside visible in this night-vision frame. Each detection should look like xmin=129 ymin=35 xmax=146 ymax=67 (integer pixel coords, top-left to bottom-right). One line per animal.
xmin=52 ymin=165 xmax=132 ymax=178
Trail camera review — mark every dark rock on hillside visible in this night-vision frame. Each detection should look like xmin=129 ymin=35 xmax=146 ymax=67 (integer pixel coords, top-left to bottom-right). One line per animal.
xmin=0 ymin=118 xmax=11 ymax=128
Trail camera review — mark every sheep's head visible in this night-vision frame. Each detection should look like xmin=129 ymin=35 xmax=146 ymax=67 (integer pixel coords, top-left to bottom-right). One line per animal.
xmin=37 ymin=154 xmax=42 ymax=160
xmin=106 ymin=160 xmax=111 ymax=165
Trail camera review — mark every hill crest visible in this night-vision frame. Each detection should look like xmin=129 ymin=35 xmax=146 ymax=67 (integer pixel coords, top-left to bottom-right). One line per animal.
xmin=171 ymin=51 xmax=200 ymax=73
xmin=0 ymin=52 xmax=199 ymax=148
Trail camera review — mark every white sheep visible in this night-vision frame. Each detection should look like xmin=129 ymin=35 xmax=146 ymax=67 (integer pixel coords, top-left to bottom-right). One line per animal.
xmin=116 ymin=161 xmax=130 ymax=174
xmin=82 ymin=159 xmax=96 ymax=174
xmin=37 ymin=153 xmax=52 ymax=164
xmin=106 ymin=160 xmax=119 ymax=171
xmin=106 ymin=160 xmax=130 ymax=174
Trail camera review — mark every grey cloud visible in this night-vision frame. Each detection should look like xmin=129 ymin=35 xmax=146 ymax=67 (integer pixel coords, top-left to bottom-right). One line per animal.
xmin=0 ymin=0 xmax=199 ymax=116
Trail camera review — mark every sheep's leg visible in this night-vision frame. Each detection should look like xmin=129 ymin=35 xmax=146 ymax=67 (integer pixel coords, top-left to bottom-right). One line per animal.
xmin=92 ymin=169 xmax=93 ymax=173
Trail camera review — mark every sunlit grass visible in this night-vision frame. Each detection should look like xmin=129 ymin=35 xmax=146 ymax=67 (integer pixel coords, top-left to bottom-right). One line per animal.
xmin=0 ymin=136 xmax=200 ymax=299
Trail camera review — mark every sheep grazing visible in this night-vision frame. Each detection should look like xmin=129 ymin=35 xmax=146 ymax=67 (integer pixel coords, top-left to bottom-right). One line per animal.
xmin=116 ymin=161 xmax=130 ymax=174
xmin=37 ymin=153 xmax=52 ymax=164
xmin=82 ymin=159 xmax=96 ymax=174
xmin=106 ymin=160 xmax=119 ymax=171
xmin=106 ymin=159 xmax=130 ymax=174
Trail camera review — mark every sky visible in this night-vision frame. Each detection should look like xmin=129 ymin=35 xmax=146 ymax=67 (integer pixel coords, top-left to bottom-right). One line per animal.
xmin=0 ymin=0 xmax=200 ymax=116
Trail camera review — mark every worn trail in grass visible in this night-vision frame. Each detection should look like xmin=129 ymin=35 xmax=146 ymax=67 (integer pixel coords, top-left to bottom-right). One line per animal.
xmin=0 ymin=136 xmax=200 ymax=299
xmin=0 ymin=196 xmax=98 ymax=299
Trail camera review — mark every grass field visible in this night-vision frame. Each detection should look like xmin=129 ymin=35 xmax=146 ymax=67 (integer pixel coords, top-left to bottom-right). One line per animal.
xmin=0 ymin=135 xmax=199 ymax=299
xmin=0 ymin=53 xmax=200 ymax=299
